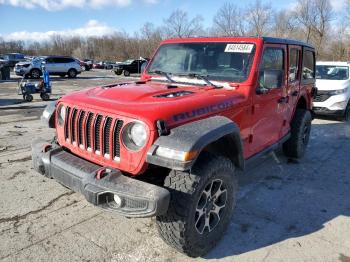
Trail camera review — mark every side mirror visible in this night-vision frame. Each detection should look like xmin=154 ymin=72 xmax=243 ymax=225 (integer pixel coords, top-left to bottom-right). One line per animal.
xmin=257 ymin=69 xmax=283 ymax=94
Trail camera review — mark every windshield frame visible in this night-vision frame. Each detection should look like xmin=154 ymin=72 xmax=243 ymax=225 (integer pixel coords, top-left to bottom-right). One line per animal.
xmin=316 ymin=65 xmax=349 ymax=80
xmin=146 ymin=42 xmax=257 ymax=85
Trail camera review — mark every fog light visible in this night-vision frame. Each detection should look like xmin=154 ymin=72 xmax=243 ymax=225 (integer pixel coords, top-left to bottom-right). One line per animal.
xmin=331 ymin=101 xmax=347 ymax=109
xmin=113 ymin=194 xmax=123 ymax=207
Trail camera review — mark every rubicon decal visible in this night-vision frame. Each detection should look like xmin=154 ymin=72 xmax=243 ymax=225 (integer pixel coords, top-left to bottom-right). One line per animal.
xmin=173 ymin=100 xmax=235 ymax=122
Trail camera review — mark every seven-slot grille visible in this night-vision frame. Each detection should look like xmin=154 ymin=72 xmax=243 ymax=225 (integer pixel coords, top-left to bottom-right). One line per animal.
xmin=64 ymin=106 xmax=123 ymax=160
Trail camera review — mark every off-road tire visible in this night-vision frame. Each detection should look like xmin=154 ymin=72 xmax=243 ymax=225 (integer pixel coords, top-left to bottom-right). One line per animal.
xmin=283 ymin=109 xmax=312 ymax=159
xmin=123 ymin=70 xmax=130 ymax=77
xmin=156 ymin=152 xmax=238 ymax=257
xmin=67 ymin=69 xmax=77 ymax=78
xmin=30 ymin=69 xmax=41 ymax=79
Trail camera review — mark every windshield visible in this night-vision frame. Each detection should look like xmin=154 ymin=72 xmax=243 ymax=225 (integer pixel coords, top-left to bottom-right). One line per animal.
xmin=123 ymin=59 xmax=134 ymax=65
xmin=316 ymin=65 xmax=349 ymax=80
xmin=147 ymin=42 xmax=256 ymax=83
xmin=32 ymin=57 xmax=46 ymax=63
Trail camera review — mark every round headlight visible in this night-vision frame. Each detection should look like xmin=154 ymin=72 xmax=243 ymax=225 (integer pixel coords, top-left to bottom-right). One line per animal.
xmin=122 ymin=122 xmax=148 ymax=151
xmin=57 ymin=105 xmax=66 ymax=126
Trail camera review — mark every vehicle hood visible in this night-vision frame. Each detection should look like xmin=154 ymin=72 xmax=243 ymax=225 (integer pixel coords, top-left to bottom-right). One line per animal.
xmin=60 ymin=81 xmax=245 ymax=129
xmin=316 ymin=79 xmax=350 ymax=91
xmin=15 ymin=61 xmax=31 ymax=66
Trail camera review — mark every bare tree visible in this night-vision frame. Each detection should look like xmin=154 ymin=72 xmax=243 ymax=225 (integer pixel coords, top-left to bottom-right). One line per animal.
xmin=272 ymin=10 xmax=300 ymax=38
xmin=163 ymin=9 xmax=204 ymax=38
xmin=293 ymin=0 xmax=332 ymax=55
xmin=213 ymin=3 xmax=247 ymax=36
xmin=246 ymin=0 xmax=273 ymax=36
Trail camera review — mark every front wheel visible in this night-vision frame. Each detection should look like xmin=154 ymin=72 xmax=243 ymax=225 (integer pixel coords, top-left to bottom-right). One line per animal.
xmin=123 ymin=70 xmax=130 ymax=77
xmin=114 ymin=70 xmax=122 ymax=75
xmin=283 ymin=109 xmax=312 ymax=159
xmin=30 ymin=69 xmax=41 ymax=79
xmin=341 ymin=102 xmax=350 ymax=122
xmin=156 ymin=152 xmax=237 ymax=257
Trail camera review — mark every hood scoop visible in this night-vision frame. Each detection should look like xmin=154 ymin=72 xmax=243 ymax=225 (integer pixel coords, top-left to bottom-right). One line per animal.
xmin=154 ymin=90 xmax=194 ymax=98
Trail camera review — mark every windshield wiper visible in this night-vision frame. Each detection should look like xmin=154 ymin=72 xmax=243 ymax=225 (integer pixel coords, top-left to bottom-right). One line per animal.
xmin=182 ymin=73 xmax=222 ymax=89
xmin=149 ymin=70 xmax=176 ymax=83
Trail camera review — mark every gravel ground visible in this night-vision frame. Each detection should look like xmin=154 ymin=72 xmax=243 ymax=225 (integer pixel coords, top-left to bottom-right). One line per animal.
xmin=0 ymin=70 xmax=349 ymax=262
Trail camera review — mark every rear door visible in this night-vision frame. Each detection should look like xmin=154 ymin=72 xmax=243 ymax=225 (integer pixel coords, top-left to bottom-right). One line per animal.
xmin=301 ymin=48 xmax=316 ymax=108
xmin=285 ymin=45 xmax=302 ymax=124
xmin=44 ymin=57 xmax=57 ymax=73
xmin=56 ymin=57 xmax=68 ymax=73
xmin=250 ymin=44 xmax=288 ymax=154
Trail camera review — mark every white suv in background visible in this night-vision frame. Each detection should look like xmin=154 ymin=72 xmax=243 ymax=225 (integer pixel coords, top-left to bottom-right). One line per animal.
xmin=15 ymin=56 xmax=82 ymax=79
xmin=313 ymin=61 xmax=350 ymax=121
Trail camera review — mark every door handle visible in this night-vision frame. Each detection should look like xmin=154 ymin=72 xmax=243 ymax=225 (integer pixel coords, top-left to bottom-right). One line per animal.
xmin=278 ymin=96 xmax=289 ymax=104
xmin=292 ymin=91 xmax=299 ymax=96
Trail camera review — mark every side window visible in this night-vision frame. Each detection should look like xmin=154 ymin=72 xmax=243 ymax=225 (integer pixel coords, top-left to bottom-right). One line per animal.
xmin=65 ymin=58 xmax=75 ymax=63
xmin=289 ymin=49 xmax=300 ymax=82
xmin=57 ymin=57 xmax=68 ymax=63
xmin=45 ymin=57 xmax=54 ymax=63
xmin=302 ymin=50 xmax=315 ymax=81
xmin=259 ymin=47 xmax=284 ymax=89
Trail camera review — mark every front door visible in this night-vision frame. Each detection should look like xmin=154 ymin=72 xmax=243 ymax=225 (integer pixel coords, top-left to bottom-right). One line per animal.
xmin=250 ymin=44 xmax=288 ymax=154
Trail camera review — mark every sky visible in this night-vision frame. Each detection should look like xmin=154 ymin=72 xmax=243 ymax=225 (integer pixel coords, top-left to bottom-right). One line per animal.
xmin=0 ymin=0 xmax=348 ymax=42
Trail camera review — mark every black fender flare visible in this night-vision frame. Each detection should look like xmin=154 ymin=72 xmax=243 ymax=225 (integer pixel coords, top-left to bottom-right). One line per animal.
xmin=146 ymin=116 xmax=244 ymax=171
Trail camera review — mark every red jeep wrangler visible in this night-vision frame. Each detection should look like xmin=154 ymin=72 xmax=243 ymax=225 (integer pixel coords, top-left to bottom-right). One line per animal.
xmin=33 ymin=37 xmax=316 ymax=257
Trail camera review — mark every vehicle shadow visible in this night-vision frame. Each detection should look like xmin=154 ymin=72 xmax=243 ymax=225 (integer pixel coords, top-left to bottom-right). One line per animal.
xmin=206 ymin=120 xmax=350 ymax=259
xmin=0 ymin=98 xmax=24 ymax=107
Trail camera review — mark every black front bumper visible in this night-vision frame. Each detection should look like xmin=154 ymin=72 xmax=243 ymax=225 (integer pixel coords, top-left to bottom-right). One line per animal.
xmin=31 ymin=139 xmax=170 ymax=218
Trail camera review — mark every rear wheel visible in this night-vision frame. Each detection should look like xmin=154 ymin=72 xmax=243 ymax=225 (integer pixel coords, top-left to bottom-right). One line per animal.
xmin=283 ymin=109 xmax=312 ymax=159
xmin=30 ymin=69 xmax=41 ymax=79
xmin=123 ymin=70 xmax=130 ymax=77
xmin=68 ymin=69 xmax=77 ymax=78
xmin=24 ymin=94 xmax=33 ymax=102
xmin=156 ymin=152 xmax=237 ymax=257
xmin=40 ymin=93 xmax=50 ymax=101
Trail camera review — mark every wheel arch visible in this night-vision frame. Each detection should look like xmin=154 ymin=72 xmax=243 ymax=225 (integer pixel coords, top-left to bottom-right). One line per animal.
xmin=296 ymin=95 xmax=308 ymax=110
xmin=146 ymin=116 xmax=244 ymax=172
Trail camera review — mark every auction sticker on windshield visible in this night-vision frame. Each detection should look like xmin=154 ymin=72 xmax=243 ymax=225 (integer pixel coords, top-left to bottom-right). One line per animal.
xmin=225 ymin=44 xmax=254 ymax=53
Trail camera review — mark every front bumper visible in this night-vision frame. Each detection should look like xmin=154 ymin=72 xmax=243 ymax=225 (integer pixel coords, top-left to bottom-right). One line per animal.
xmin=313 ymin=107 xmax=345 ymax=116
xmin=31 ymin=138 xmax=170 ymax=218
xmin=14 ymin=68 xmax=27 ymax=76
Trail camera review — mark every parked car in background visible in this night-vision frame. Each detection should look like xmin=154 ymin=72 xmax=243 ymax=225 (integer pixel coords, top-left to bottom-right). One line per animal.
xmin=2 ymin=53 xmax=26 ymax=67
xmin=0 ymin=58 xmax=11 ymax=80
xmin=103 ymin=61 xmax=115 ymax=70
xmin=113 ymin=59 xmax=148 ymax=76
xmin=313 ymin=61 xmax=350 ymax=121
xmin=15 ymin=56 xmax=82 ymax=78
xmin=83 ymin=59 xmax=93 ymax=70
xmin=80 ymin=60 xmax=91 ymax=71
xmin=93 ymin=61 xmax=105 ymax=69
